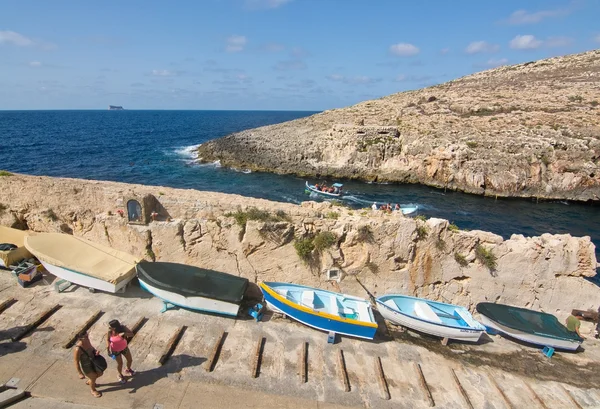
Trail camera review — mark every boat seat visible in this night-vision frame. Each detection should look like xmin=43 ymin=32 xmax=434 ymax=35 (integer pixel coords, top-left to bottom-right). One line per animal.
xmin=329 ymin=297 xmax=339 ymax=316
xmin=414 ymin=301 xmax=442 ymax=324
xmin=383 ymin=299 xmax=399 ymax=311
xmin=302 ymin=291 xmax=315 ymax=308
xmin=355 ymin=302 xmax=371 ymax=322
xmin=454 ymin=309 xmax=473 ymax=327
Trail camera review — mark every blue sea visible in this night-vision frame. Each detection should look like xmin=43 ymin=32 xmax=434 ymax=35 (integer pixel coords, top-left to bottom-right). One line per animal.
xmin=1 ymin=110 xmax=599 ymax=272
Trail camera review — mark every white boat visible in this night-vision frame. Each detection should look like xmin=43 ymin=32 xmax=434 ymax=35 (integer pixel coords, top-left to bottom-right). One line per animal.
xmin=136 ymin=261 xmax=249 ymax=316
xmin=476 ymin=302 xmax=583 ymax=351
xmin=24 ymin=233 xmax=138 ymax=293
xmin=376 ymin=294 xmax=485 ymax=342
xmin=305 ymin=181 xmax=343 ymax=197
xmin=0 ymin=226 xmax=33 ymax=268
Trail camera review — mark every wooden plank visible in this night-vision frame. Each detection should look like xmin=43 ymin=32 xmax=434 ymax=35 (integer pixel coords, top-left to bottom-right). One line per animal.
xmin=413 ymin=363 xmax=435 ymax=407
xmin=126 ymin=316 xmax=148 ymax=344
xmin=298 ymin=341 xmax=308 ymax=383
xmin=560 ymin=385 xmax=583 ymax=409
xmin=487 ymin=373 xmax=514 ymax=409
xmin=374 ymin=357 xmax=390 ymax=400
xmin=11 ymin=305 xmax=62 ymax=342
xmin=251 ymin=336 xmax=265 ymax=378
xmin=0 ymin=298 xmax=17 ymax=315
xmin=63 ymin=310 xmax=104 ymax=349
xmin=524 ymin=382 xmax=549 ymax=409
xmin=337 ymin=349 xmax=350 ymax=392
xmin=158 ymin=326 xmax=186 ymax=366
xmin=205 ymin=331 xmax=226 ymax=372
xmin=451 ymin=368 xmax=473 ymax=409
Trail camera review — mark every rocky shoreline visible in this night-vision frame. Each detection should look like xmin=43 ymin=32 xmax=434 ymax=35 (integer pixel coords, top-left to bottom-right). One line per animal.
xmin=0 ymin=173 xmax=597 ymax=320
xmin=197 ymin=50 xmax=600 ymax=202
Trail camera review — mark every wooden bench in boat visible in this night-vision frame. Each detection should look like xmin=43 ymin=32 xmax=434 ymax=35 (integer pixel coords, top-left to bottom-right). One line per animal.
xmin=414 ymin=301 xmax=442 ymax=324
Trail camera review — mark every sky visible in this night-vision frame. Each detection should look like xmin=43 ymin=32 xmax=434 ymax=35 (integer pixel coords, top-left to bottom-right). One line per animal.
xmin=1 ymin=0 xmax=599 ymax=111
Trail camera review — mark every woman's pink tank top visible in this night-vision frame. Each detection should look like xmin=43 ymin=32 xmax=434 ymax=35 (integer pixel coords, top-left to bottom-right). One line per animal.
xmin=110 ymin=334 xmax=127 ymax=352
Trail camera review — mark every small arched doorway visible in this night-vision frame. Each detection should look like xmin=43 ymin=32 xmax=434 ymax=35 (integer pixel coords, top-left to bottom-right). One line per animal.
xmin=127 ymin=199 xmax=142 ymax=223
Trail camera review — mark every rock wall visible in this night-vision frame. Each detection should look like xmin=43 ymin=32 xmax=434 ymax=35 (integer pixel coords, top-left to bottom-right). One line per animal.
xmin=0 ymin=174 xmax=598 ymax=318
xmin=197 ymin=50 xmax=600 ymax=202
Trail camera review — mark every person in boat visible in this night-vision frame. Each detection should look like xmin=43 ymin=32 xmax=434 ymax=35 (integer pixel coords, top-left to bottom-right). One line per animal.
xmin=321 ymin=184 xmax=327 ymax=192
xmin=106 ymin=319 xmax=135 ymax=383
xmin=566 ymin=312 xmax=585 ymax=339
xmin=315 ymin=183 xmax=320 ymax=190
xmin=74 ymin=331 xmax=104 ymax=398
xmin=394 ymin=204 xmax=400 ymax=211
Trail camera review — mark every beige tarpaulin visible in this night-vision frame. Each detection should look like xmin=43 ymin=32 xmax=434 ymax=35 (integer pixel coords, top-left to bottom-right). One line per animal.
xmin=0 ymin=226 xmax=33 ymax=267
xmin=24 ymin=233 xmax=139 ymax=284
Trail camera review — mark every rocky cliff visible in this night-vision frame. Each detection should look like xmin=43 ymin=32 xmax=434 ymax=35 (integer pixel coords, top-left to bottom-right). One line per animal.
xmin=198 ymin=50 xmax=600 ymax=202
xmin=0 ymin=173 xmax=597 ymax=319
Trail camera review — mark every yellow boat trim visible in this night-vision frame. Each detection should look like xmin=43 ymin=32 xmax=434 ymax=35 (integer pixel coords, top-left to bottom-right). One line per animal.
xmin=260 ymin=282 xmax=378 ymax=329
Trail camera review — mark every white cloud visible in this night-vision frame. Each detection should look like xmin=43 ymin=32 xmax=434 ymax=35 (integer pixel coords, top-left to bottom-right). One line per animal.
xmin=440 ymin=48 xmax=450 ymax=55
xmin=394 ymin=74 xmax=407 ymax=82
xmin=594 ymin=34 xmax=600 ymax=44
xmin=245 ymin=0 xmax=292 ymax=9
xmin=389 ymin=43 xmax=419 ymax=57
xmin=485 ymin=58 xmax=509 ymax=67
xmin=262 ymin=42 xmax=285 ymax=52
xmin=505 ymin=7 xmax=569 ymax=24
xmin=0 ymin=30 xmax=34 ymax=46
xmin=152 ymin=69 xmax=177 ymax=77
xmin=509 ymin=35 xmax=543 ymax=50
xmin=226 ymin=35 xmax=247 ymax=52
xmin=29 ymin=61 xmax=42 ymax=67
xmin=545 ymin=36 xmax=573 ymax=48
xmin=326 ymin=74 xmax=381 ymax=85
xmin=465 ymin=41 xmax=500 ymax=54
xmin=274 ymin=60 xmax=306 ymax=71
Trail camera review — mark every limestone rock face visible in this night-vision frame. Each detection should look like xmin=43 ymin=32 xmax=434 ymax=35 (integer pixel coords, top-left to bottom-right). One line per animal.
xmin=0 ymin=174 xmax=598 ymax=319
xmin=198 ymin=50 xmax=600 ymax=202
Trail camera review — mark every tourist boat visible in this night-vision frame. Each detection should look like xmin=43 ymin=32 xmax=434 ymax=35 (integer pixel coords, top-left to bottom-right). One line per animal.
xmin=136 ymin=261 xmax=249 ymax=317
xmin=305 ymin=181 xmax=343 ymax=197
xmin=259 ymin=281 xmax=378 ymax=339
xmin=24 ymin=233 xmax=138 ymax=293
xmin=476 ymin=302 xmax=583 ymax=350
xmin=376 ymin=294 xmax=485 ymax=342
xmin=399 ymin=205 xmax=418 ymax=215
xmin=0 ymin=226 xmax=33 ymax=268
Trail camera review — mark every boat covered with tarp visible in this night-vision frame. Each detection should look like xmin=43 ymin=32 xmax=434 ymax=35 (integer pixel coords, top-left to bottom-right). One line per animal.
xmin=137 ymin=261 xmax=249 ymax=316
xmin=259 ymin=281 xmax=378 ymax=339
xmin=0 ymin=226 xmax=33 ymax=268
xmin=376 ymin=294 xmax=485 ymax=342
xmin=24 ymin=233 xmax=138 ymax=293
xmin=476 ymin=302 xmax=583 ymax=350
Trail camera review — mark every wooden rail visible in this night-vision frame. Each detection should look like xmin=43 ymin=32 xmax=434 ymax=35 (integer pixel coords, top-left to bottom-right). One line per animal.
xmin=63 ymin=310 xmax=104 ymax=349
xmin=337 ymin=350 xmax=350 ymax=392
xmin=374 ymin=357 xmax=390 ymax=400
xmin=11 ymin=305 xmax=62 ymax=342
xmin=205 ymin=331 xmax=227 ymax=372
xmin=251 ymin=336 xmax=265 ymax=378
xmin=0 ymin=298 xmax=17 ymax=315
xmin=158 ymin=326 xmax=187 ymax=365
xmin=414 ymin=363 xmax=435 ymax=407
xmin=451 ymin=368 xmax=473 ymax=409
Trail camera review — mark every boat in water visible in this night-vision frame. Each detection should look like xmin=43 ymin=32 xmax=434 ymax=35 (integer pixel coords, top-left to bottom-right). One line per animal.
xmin=0 ymin=226 xmax=33 ymax=268
xmin=376 ymin=294 xmax=485 ymax=342
xmin=108 ymin=105 xmax=124 ymax=110
xmin=137 ymin=261 xmax=249 ymax=316
xmin=24 ymin=233 xmax=138 ymax=293
xmin=259 ymin=281 xmax=378 ymax=339
xmin=476 ymin=302 xmax=583 ymax=350
xmin=305 ymin=181 xmax=343 ymax=197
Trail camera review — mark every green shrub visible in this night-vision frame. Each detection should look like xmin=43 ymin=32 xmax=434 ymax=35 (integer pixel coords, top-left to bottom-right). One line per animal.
xmin=357 ymin=225 xmax=374 ymax=243
xmin=330 ymin=199 xmax=349 ymax=208
xmin=435 ymin=239 xmax=446 ymax=251
xmin=591 ymin=100 xmax=599 ymax=107
xmin=466 ymin=141 xmax=478 ymax=149
xmin=226 ymin=206 xmax=290 ymax=229
xmin=568 ymin=95 xmax=583 ymax=103
xmin=275 ymin=209 xmax=291 ymax=221
xmin=415 ymin=225 xmax=429 ymax=241
xmin=325 ymin=211 xmax=339 ymax=219
xmin=415 ymin=215 xmax=427 ymax=222
xmin=454 ymin=252 xmax=468 ymax=267
xmin=158 ymin=191 xmax=165 ymax=196
xmin=448 ymin=223 xmax=459 ymax=233
xmin=294 ymin=237 xmax=315 ymax=261
xmin=0 ymin=170 xmax=13 ymax=177
xmin=0 ymin=203 xmax=6 ymax=214
xmin=313 ymin=231 xmax=337 ymax=252
xmin=475 ymin=244 xmax=497 ymax=271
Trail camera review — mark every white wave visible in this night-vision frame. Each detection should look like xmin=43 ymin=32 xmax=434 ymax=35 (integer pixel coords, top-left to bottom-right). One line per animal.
xmin=213 ymin=160 xmax=221 ymax=168
xmin=173 ymin=144 xmax=202 ymax=160
xmin=232 ymin=167 xmax=252 ymax=174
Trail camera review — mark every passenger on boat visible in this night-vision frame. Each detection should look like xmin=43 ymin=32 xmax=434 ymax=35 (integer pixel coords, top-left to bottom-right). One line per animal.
xmin=394 ymin=204 xmax=400 ymax=211
xmin=315 ymin=184 xmax=320 ymax=190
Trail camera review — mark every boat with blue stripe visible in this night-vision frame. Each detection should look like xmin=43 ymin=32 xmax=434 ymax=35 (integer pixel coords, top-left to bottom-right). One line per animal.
xmin=259 ymin=282 xmax=378 ymax=340
xmin=376 ymin=294 xmax=485 ymax=342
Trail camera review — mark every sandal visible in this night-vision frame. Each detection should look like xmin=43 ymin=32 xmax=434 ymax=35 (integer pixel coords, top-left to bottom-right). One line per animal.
xmin=125 ymin=368 xmax=135 ymax=376
xmin=91 ymin=391 xmax=102 ymax=398
xmin=118 ymin=376 xmax=126 ymax=384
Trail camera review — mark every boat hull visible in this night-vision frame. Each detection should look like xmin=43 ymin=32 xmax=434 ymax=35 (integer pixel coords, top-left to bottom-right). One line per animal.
xmin=138 ymin=277 xmax=240 ymax=316
xmin=40 ymin=261 xmax=132 ymax=293
xmin=376 ymin=299 xmax=483 ymax=342
xmin=305 ymin=182 xmax=342 ymax=197
xmin=260 ymin=283 xmax=377 ymax=340
xmin=478 ymin=314 xmax=581 ymax=351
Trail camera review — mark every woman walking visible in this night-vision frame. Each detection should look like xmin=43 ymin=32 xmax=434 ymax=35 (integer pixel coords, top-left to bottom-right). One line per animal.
xmin=73 ymin=331 xmax=104 ymax=398
xmin=106 ymin=319 xmax=135 ymax=383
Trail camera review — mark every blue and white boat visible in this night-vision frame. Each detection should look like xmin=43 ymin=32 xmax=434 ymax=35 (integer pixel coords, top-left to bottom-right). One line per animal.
xmin=376 ymin=294 xmax=485 ymax=342
xmin=259 ymin=282 xmax=378 ymax=340
xmin=305 ymin=181 xmax=343 ymax=197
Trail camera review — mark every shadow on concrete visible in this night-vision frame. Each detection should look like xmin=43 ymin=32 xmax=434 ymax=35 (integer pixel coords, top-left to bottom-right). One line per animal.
xmin=0 ymin=326 xmax=54 ymax=342
xmin=98 ymin=355 xmax=206 ymax=394
xmin=0 ymin=341 xmax=27 ymax=357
